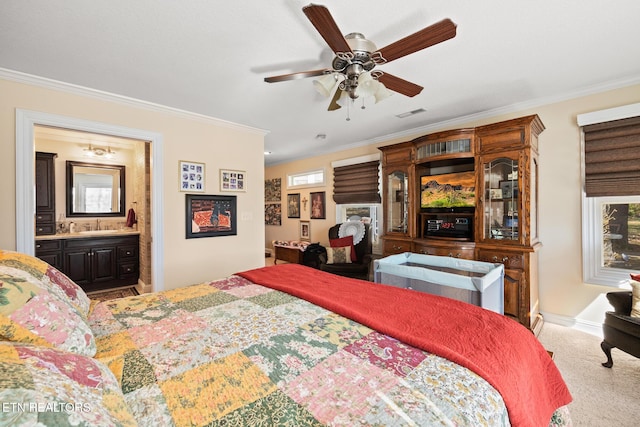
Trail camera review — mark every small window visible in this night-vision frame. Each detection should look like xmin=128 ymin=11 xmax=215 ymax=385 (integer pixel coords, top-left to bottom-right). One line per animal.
xmin=287 ymin=169 xmax=325 ymax=189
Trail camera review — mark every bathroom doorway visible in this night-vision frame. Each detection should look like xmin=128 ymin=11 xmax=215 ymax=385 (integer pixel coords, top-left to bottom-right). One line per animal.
xmin=16 ymin=110 xmax=165 ymax=292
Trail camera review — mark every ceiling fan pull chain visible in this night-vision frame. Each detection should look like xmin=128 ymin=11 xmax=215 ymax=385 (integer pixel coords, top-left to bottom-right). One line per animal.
xmin=346 ymin=99 xmax=351 ymax=121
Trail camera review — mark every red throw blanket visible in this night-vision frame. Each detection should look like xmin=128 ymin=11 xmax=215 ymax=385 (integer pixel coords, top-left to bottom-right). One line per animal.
xmin=238 ymin=264 xmax=572 ymax=427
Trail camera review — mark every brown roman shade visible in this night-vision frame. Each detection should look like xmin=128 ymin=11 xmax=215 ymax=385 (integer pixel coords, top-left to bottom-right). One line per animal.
xmin=333 ymin=160 xmax=381 ymax=204
xmin=583 ymin=116 xmax=640 ymax=197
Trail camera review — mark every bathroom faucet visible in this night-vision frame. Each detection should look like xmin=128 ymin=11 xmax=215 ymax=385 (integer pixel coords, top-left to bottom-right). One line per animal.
xmin=96 ymin=218 xmax=101 ymax=231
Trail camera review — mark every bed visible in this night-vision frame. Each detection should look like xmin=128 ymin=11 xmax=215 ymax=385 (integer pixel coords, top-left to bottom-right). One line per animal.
xmin=0 ymin=249 xmax=572 ymax=426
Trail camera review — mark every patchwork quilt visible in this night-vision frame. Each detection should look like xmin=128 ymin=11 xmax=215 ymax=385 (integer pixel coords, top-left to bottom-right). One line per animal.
xmin=88 ymin=273 xmax=572 ymax=426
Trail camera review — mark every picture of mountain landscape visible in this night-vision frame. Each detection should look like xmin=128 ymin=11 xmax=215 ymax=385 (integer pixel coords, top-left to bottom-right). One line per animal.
xmin=421 ymin=171 xmax=476 ymax=208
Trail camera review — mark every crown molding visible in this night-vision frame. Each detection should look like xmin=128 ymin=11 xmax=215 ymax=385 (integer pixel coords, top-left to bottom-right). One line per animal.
xmin=0 ymin=68 xmax=268 ymax=136
xmin=267 ymin=74 xmax=640 ymax=166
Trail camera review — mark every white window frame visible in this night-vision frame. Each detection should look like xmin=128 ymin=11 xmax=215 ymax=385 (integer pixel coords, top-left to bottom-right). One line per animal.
xmin=335 ymin=203 xmax=383 ymax=255
xmin=287 ymin=168 xmax=325 ymax=189
xmin=582 ymin=196 xmax=640 ymax=286
xmin=579 ymin=102 xmax=640 ymax=287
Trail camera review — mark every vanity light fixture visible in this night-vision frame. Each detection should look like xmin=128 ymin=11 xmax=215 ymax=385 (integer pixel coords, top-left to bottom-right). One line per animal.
xmin=84 ymin=144 xmax=116 ymax=159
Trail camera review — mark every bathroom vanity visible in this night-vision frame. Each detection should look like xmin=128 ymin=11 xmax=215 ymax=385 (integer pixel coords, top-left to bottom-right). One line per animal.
xmin=35 ymin=231 xmax=139 ymax=292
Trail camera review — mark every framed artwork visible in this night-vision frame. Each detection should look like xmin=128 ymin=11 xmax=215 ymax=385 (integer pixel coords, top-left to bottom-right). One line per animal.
xmin=287 ymin=193 xmax=301 ymax=218
xmin=499 ymin=180 xmax=518 ymax=199
xmin=299 ymin=220 xmax=311 ymax=241
xmin=265 ymin=178 xmax=281 ymax=202
xmin=489 ymin=188 xmax=503 ymax=199
xmin=310 ymin=191 xmax=326 ymax=219
xmin=186 ymin=194 xmax=237 ymax=238
xmin=265 ymin=203 xmax=282 ymax=226
xmin=180 ymin=161 xmax=205 ymax=192
xmin=220 ymin=169 xmax=246 ymax=192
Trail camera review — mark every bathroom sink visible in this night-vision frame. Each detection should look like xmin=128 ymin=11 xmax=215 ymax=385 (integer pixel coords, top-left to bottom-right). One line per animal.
xmin=77 ymin=229 xmax=119 ymax=234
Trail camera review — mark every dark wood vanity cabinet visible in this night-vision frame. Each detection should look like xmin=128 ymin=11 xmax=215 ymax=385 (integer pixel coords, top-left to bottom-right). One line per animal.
xmin=35 ymin=152 xmax=57 ymax=236
xmin=36 ymin=234 xmax=139 ymax=292
xmin=34 ymin=239 xmax=63 ymax=270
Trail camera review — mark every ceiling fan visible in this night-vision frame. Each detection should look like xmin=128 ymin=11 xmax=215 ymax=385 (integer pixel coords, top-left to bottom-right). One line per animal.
xmin=264 ymin=4 xmax=457 ymax=111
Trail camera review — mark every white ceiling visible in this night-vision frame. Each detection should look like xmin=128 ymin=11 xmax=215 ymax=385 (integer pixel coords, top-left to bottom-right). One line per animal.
xmin=2 ymin=1 xmax=640 ymax=166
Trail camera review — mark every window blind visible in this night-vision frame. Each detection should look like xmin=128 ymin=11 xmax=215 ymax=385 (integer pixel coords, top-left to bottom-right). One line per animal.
xmin=583 ymin=116 xmax=640 ymax=197
xmin=332 ymin=160 xmax=381 ymax=204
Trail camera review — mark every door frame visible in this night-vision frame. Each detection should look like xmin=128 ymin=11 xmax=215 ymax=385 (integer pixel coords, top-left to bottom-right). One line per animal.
xmin=15 ymin=109 xmax=165 ymax=291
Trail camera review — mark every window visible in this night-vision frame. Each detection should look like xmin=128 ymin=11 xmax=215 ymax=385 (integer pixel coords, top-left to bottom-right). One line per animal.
xmin=583 ymin=197 xmax=640 ymax=286
xmin=335 ymin=203 xmax=382 ymax=254
xmin=579 ymin=103 xmax=640 ymax=286
xmin=287 ymin=169 xmax=325 ymax=189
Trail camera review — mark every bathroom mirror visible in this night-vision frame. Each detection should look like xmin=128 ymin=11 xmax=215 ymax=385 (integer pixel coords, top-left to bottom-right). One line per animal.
xmin=66 ymin=161 xmax=125 ymax=217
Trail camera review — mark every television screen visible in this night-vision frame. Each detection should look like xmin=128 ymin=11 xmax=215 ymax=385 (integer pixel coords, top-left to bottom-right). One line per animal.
xmin=421 ymin=171 xmax=475 ymax=209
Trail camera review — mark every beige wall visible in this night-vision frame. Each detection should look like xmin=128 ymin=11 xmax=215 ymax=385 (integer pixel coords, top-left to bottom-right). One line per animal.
xmin=1 ymin=77 xmax=266 ymax=290
xmin=266 ymin=84 xmax=640 ymax=330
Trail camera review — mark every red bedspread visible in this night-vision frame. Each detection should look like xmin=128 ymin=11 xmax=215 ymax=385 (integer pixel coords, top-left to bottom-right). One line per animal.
xmin=238 ymin=264 xmax=572 ymax=427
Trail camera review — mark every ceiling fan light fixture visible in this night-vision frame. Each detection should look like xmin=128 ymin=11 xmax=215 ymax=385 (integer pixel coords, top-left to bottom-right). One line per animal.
xmin=313 ymin=73 xmax=340 ymax=98
xmin=373 ymin=82 xmax=393 ymax=103
xmin=355 ymin=72 xmax=379 ymax=98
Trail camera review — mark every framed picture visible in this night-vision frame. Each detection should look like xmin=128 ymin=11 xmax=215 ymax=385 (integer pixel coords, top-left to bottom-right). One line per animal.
xmin=180 ymin=161 xmax=205 ymax=192
xmin=265 ymin=203 xmax=281 ymax=226
xmin=265 ymin=178 xmax=281 ymax=202
xmin=299 ymin=220 xmax=311 ymax=241
xmin=499 ymin=180 xmax=518 ymax=199
xmin=489 ymin=188 xmax=503 ymax=199
xmin=220 ymin=169 xmax=246 ymax=192
xmin=186 ymin=194 xmax=237 ymax=238
xmin=287 ymin=193 xmax=301 ymax=218
xmin=310 ymin=191 xmax=326 ymax=219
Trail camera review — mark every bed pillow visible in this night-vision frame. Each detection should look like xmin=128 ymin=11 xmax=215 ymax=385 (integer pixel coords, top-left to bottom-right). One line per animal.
xmin=630 ymin=280 xmax=640 ymax=318
xmin=0 ymin=250 xmax=90 ymax=316
xmin=0 ymin=342 xmax=136 ymax=426
xmin=0 ymin=251 xmax=96 ymax=357
xmin=330 ymin=235 xmax=356 ymax=262
xmin=326 ymin=246 xmax=352 ymax=264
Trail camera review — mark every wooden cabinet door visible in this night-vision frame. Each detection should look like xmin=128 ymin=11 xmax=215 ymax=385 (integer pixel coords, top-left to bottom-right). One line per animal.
xmin=64 ymin=249 xmax=91 ymax=285
xmin=92 ymin=247 xmax=118 ymax=283
xmin=503 ymin=268 xmax=522 ymax=318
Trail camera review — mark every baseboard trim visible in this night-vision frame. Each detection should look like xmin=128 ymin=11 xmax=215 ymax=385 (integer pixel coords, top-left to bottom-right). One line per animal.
xmin=541 ymin=311 xmax=603 ymax=338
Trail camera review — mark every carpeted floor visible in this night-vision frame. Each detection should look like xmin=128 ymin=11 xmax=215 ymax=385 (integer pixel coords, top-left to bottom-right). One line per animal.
xmin=538 ymin=322 xmax=640 ymax=426
xmin=87 ymin=286 xmax=139 ymax=302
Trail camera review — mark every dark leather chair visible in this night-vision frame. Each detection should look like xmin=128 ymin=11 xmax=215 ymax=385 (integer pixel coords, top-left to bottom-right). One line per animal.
xmin=601 ymin=291 xmax=640 ymax=367
xmin=319 ymin=223 xmax=372 ymax=281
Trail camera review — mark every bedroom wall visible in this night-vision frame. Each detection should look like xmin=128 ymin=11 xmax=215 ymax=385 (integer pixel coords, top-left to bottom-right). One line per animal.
xmin=0 ymin=76 xmax=266 ymax=291
xmin=266 ymin=83 xmax=640 ymax=331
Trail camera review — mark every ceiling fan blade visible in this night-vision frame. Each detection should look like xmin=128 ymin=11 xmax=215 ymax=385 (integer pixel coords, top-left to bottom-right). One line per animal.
xmin=264 ymin=69 xmax=329 ymax=83
xmin=377 ymin=73 xmax=423 ymax=97
xmin=328 ymin=88 xmax=343 ymax=111
xmin=378 ymin=18 xmax=457 ymax=63
xmin=303 ymin=4 xmax=352 ymax=54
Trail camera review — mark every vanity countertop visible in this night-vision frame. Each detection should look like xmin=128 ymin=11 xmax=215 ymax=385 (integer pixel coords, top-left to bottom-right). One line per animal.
xmin=35 ymin=229 xmax=140 ymax=240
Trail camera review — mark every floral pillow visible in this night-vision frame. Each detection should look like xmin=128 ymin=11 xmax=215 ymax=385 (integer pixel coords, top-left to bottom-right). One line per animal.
xmin=0 ymin=342 xmax=136 ymax=426
xmin=0 ymin=250 xmax=96 ymax=356
xmin=0 ymin=250 xmax=90 ymax=316
xmin=326 ymin=246 xmax=352 ymax=264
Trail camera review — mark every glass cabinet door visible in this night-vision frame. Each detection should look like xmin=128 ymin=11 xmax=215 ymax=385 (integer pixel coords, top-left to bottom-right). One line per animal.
xmin=386 ymin=170 xmax=409 ymax=234
xmin=483 ymin=157 xmax=519 ymax=241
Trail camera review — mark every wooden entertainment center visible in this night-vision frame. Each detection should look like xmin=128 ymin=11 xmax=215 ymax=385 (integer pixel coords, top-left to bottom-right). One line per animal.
xmin=379 ymin=115 xmax=545 ymax=334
